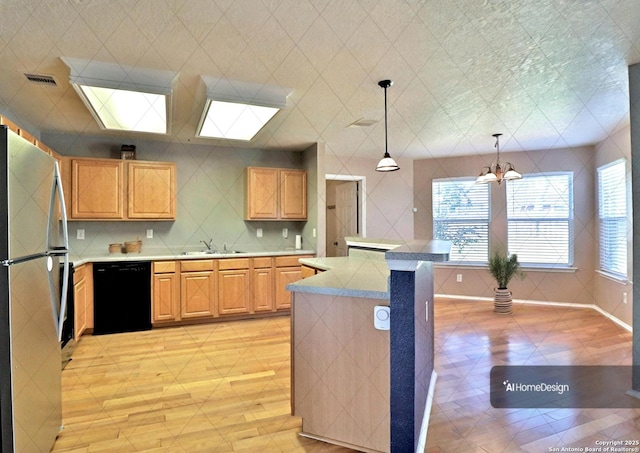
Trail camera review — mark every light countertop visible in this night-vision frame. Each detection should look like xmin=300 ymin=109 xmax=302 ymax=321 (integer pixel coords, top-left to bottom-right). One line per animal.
xmin=288 ymin=239 xmax=450 ymax=300
xmin=291 ymin=256 xmax=391 ymax=300
xmin=71 ymin=249 xmax=316 ymax=266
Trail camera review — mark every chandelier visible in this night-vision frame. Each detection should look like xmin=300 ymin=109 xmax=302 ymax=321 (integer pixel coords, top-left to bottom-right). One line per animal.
xmin=476 ymin=133 xmax=521 ymax=184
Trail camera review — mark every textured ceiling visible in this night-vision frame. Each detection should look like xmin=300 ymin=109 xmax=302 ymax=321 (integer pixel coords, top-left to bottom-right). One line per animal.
xmin=0 ymin=0 xmax=639 ymax=159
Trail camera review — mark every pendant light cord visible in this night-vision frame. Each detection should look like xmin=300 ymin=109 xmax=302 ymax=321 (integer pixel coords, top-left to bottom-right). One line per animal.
xmin=383 ymin=83 xmax=388 ymax=157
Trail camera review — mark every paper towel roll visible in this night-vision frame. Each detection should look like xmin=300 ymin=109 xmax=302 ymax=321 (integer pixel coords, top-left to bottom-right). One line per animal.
xmin=295 ymin=234 xmax=302 ymax=250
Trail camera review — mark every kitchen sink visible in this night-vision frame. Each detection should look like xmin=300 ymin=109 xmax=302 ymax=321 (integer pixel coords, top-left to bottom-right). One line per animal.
xmin=181 ymin=250 xmax=218 ymax=256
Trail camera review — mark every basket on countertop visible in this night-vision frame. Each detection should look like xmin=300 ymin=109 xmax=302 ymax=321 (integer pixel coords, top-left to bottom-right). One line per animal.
xmin=124 ymin=240 xmax=142 ymax=253
xmin=109 ymin=243 xmax=123 ymax=254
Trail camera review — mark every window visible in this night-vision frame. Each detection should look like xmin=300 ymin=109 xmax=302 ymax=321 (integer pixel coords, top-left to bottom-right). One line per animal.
xmin=506 ymin=172 xmax=573 ymax=266
xmin=598 ymin=159 xmax=627 ymax=278
xmin=432 ymin=178 xmax=490 ymax=263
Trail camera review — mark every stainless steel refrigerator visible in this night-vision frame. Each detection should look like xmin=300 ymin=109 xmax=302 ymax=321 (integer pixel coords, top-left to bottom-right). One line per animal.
xmin=0 ymin=126 xmax=69 ymax=452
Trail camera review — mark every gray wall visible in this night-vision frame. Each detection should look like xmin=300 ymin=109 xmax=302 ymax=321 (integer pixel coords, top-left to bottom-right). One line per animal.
xmin=42 ymin=132 xmax=313 ymax=257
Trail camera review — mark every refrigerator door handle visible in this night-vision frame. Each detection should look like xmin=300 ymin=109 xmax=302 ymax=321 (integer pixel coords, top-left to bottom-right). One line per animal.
xmin=48 ymin=162 xmax=70 ymax=342
xmin=1 ymin=251 xmax=48 ymax=267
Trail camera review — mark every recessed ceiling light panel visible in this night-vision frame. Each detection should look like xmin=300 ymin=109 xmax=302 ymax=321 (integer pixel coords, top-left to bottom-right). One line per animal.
xmin=61 ymin=57 xmax=176 ymax=135
xmin=196 ymin=76 xmax=291 ymax=141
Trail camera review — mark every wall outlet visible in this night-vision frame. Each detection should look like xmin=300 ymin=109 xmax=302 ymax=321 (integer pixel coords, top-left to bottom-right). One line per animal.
xmin=312 ymin=228 xmax=316 ymax=238
xmin=257 ymin=228 xmax=263 ymax=238
xmin=456 ymin=274 xmax=463 ymax=283
xmin=76 ymin=229 xmax=85 ymax=240
xmin=146 ymin=229 xmax=153 ymax=239
xmin=282 ymin=228 xmax=288 ymax=238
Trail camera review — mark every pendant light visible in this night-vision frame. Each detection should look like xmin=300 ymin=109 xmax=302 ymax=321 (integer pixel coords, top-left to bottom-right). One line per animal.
xmin=375 ymin=80 xmax=400 ymax=172
xmin=476 ymin=133 xmax=522 ymax=184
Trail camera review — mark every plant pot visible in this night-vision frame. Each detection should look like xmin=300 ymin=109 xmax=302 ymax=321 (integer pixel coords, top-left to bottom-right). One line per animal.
xmin=494 ymin=287 xmax=512 ymax=314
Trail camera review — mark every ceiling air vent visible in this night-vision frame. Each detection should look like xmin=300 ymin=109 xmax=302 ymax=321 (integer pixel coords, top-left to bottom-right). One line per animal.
xmin=347 ymin=118 xmax=378 ymax=128
xmin=24 ymin=73 xmax=58 ymax=87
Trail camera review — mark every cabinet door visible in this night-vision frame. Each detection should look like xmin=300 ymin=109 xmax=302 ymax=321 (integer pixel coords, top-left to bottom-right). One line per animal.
xmin=153 ymin=273 xmax=179 ymax=323
xmin=218 ymin=269 xmax=250 ymax=315
xmin=73 ymin=278 xmax=87 ymax=341
xmin=280 ymin=169 xmax=307 ymax=220
xmin=252 ymin=267 xmax=273 ymax=312
xmin=181 ymin=272 xmax=216 ymax=319
xmin=246 ymin=167 xmax=279 ymax=219
xmin=72 ymin=159 xmax=124 ymax=219
xmin=275 ymin=266 xmax=302 ymax=310
xmin=128 ymin=161 xmax=176 ymax=219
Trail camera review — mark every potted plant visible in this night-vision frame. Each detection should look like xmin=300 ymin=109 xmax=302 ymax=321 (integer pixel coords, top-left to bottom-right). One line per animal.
xmin=488 ymin=251 xmax=525 ymax=314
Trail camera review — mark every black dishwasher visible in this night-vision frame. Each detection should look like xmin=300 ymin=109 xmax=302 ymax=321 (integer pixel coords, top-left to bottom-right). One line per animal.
xmin=93 ymin=261 xmax=152 ymax=335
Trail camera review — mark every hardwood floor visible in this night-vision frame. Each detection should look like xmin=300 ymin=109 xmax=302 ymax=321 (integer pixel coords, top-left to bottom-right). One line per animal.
xmin=52 ymin=300 xmax=639 ymax=452
xmin=427 ymin=298 xmax=640 ymax=452
xmin=52 ymin=316 xmax=350 ymax=452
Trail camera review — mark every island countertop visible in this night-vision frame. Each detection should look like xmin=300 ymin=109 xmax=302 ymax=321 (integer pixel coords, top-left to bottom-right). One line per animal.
xmin=288 ymin=239 xmax=450 ymax=300
xmin=290 ymin=255 xmax=391 ymax=299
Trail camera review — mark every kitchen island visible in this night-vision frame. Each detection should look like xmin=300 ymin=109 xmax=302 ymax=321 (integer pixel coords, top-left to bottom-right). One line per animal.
xmin=287 ymin=240 xmax=450 ymax=453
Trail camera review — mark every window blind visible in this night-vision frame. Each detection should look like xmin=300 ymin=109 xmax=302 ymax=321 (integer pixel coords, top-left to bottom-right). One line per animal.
xmin=506 ymin=173 xmax=573 ymax=266
xmin=433 ymin=178 xmax=489 ymax=263
xmin=598 ymin=159 xmax=627 ymax=278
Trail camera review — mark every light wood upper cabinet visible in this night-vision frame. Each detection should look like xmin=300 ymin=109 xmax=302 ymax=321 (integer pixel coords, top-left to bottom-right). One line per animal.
xmin=280 ymin=169 xmax=307 ymax=220
xmin=245 ymin=167 xmax=307 ymax=221
xmin=72 ymin=158 xmax=125 ymax=219
xmin=246 ymin=167 xmax=279 ymax=219
xmin=67 ymin=158 xmax=176 ymax=221
xmin=128 ymin=161 xmax=176 ymax=219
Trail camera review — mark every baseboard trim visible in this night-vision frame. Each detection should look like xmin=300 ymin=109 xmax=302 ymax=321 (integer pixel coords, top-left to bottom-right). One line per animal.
xmin=435 ymin=294 xmax=632 ymax=333
xmin=416 ymin=370 xmax=437 ymax=453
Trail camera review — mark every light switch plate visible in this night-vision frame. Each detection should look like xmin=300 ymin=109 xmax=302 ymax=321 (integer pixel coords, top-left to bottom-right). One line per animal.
xmin=146 ymin=229 xmax=153 ymax=239
xmin=257 ymin=228 xmax=263 ymax=238
xmin=374 ymin=305 xmax=390 ymax=330
xmin=282 ymin=228 xmax=288 ymax=238
xmin=76 ymin=229 xmax=85 ymax=240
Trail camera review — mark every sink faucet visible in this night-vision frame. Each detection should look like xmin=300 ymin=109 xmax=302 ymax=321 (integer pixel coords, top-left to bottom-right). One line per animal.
xmin=201 ymin=239 xmax=213 ymax=251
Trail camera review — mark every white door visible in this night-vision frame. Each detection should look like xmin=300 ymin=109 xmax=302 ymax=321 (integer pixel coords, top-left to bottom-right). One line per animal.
xmin=335 ymin=181 xmax=358 ymax=256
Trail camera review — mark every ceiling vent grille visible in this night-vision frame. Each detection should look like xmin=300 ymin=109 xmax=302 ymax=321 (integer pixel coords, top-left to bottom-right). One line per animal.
xmin=24 ymin=73 xmax=58 ymax=87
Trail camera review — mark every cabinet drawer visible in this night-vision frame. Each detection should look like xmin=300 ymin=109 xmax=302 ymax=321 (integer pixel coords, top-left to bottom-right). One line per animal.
xmin=180 ymin=260 xmax=214 ymax=272
xmin=154 ymin=261 xmax=176 ymax=273
xmin=252 ymin=257 xmax=272 ymax=268
xmin=275 ymin=255 xmax=310 ymax=267
xmin=74 ymin=264 xmax=86 ymax=284
xmin=218 ymin=258 xmax=250 ymax=271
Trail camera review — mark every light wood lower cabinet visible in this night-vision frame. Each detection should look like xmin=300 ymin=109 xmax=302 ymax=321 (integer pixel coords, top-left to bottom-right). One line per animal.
xmin=73 ymin=263 xmax=93 ymax=341
xmin=180 ymin=260 xmax=216 ymax=319
xmin=252 ymin=257 xmax=274 ymax=312
xmin=152 ymin=261 xmax=180 ymax=323
xmin=150 ymin=255 xmax=312 ymax=326
xmin=218 ymin=258 xmax=250 ymax=315
xmin=274 ymin=256 xmax=307 ymax=310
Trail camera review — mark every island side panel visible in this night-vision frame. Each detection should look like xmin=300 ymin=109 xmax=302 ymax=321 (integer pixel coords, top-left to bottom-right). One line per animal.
xmin=389 ymin=261 xmax=435 ymax=452
xmin=291 ymin=291 xmax=390 ymax=452
xmin=413 ymin=262 xmax=434 ymax=446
